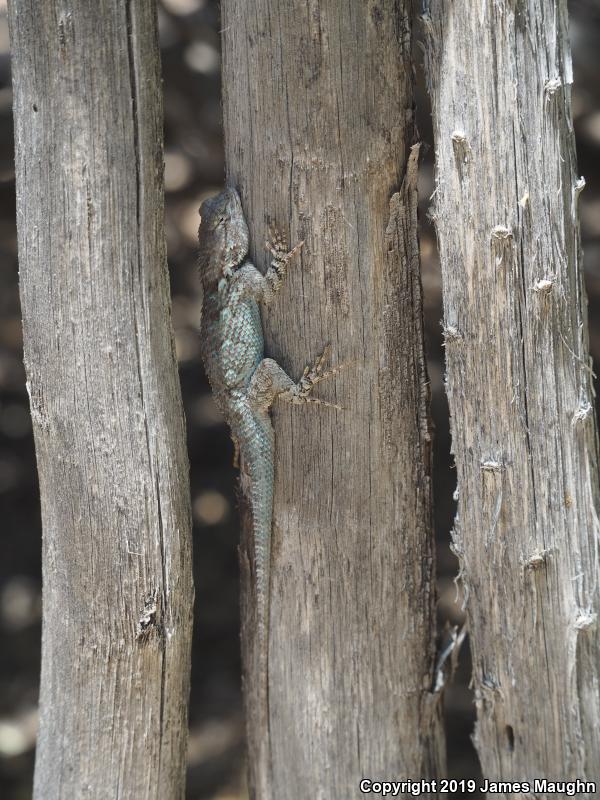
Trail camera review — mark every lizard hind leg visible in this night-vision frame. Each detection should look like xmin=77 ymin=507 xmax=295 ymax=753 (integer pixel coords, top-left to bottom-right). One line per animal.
xmin=247 ymin=348 xmax=345 ymax=413
xmin=247 ymin=358 xmax=297 ymax=413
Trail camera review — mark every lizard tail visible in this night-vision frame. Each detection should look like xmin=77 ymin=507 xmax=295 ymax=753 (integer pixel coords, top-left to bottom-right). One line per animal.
xmin=236 ymin=407 xmax=274 ymax=667
xmin=231 ymin=402 xmax=274 ymax=792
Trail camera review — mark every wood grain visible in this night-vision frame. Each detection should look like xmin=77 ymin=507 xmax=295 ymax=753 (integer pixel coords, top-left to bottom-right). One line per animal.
xmin=424 ymin=0 xmax=600 ymax=786
xmin=8 ymin=1 xmax=194 ymax=797
xmin=222 ymin=2 xmax=445 ymax=797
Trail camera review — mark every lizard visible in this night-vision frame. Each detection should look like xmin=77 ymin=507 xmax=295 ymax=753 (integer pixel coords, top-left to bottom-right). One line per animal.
xmin=197 ymin=187 xmax=340 ymax=743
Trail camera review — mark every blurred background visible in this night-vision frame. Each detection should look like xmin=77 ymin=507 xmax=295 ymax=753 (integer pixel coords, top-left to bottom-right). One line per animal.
xmin=0 ymin=1 xmax=598 ymax=797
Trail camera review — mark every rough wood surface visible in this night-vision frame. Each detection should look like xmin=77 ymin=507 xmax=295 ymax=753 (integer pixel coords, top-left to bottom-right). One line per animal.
xmin=221 ymin=2 xmax=445 ymax=797
xmin=423 ymin=0 xmax=600 ymax=787
xmin=8 ymin=2 xmax=194 ymax=797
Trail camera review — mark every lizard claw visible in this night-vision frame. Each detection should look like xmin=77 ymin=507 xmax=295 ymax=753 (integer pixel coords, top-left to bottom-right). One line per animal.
xmin=293 ymin=345 xmax=345 ymax=410
xmin=265 ymin=227 xmax=304 ymax=265
xmin=297 ymin=346 xmax=329 ymax=395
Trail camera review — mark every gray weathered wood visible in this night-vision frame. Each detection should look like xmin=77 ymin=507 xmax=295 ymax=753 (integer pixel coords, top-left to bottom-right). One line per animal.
xmin=221 ymin=2 xmax=445 ymax=797
xmin=423 ymin=0 xmax=600 ymax=786
xmin=8 ymin=1 xmax=194 ymax=797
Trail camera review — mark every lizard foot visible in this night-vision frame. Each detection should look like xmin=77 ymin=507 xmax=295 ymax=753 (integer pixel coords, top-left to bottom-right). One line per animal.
xmin=292 ymin=345 xmax=346 ymax=410
xmin=265 ymin=227 xmax=304 ymax=275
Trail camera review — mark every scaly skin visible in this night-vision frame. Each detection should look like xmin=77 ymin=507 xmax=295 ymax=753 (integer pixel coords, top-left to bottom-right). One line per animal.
xmin=197 ymin=187 xmax=339 ymax=720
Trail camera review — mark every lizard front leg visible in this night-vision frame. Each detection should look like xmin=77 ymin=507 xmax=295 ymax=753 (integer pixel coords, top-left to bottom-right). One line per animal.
xmin=225 ymin=229 xmax=302 ymax=307
xmin=263 ymin=228 xmax=303 ymax=299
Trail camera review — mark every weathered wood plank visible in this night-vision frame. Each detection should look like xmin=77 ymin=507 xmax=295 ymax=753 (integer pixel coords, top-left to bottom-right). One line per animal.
xmin=221 ymin=2 xmax=445 ymax=797
xmin=424 ymin=0 xmax=600 ymax=786
xmin=8 ymin=1 xmax=194 ymax=796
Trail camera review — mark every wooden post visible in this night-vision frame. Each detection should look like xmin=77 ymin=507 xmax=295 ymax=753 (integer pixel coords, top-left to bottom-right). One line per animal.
xmin=8 ymin=2 xmax=194 ymax=796
xmin=423 ymin=0 xmax=600 ymax=784
xmin=221 ymin=2 xmax=445 ymax=797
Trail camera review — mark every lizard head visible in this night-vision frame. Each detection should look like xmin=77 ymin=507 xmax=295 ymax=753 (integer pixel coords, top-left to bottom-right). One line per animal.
xmin=198 ymin=187 xmax=249 ymax=288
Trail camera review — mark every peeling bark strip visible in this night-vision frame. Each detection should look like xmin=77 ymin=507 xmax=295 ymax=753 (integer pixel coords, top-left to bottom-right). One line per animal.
xmin=423 ymin=0 xmax=600 ymax=787
xmin=222 ymin=2 xmax=444 ymax=797
xmin=8 ymin=2 xmax=194 ymax=797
